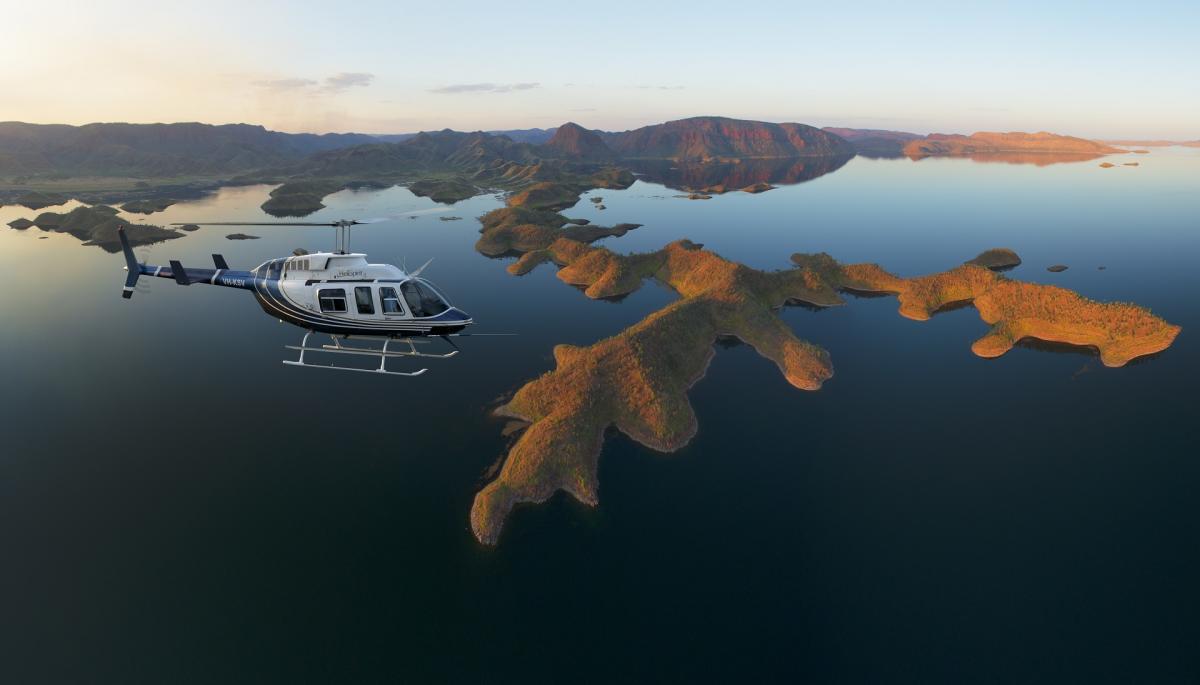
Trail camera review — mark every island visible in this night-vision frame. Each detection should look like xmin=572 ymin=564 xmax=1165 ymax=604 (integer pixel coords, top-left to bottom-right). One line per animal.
xmin=789 ymin=251 xmax=1178 ymax=367
xmin=965 ymin=247 xmax=1021 ymax=270
xmin=14 ymin=191 xmax=68 ymax=209
xmin=469 ymin=203 xmax=1181 ymax=544
xmin=904 ymin=132 xmax=1124 ymax=159
xmin=120 ymin=198 xmax=176 ymax=214
xmin=7 ymin=218 xmax=34 ymax=229
xmin=225 ymin=233 xmax=260 ymax=240
xmin=471 ymin=238 xmax=841 ymax=544
xmin=408 ymin=178 xmax=479 ymax=204
xmin=30 ymin=204 xmax=182 ymax=251
xmin=260 ymin=180 xmax=347 ymax=217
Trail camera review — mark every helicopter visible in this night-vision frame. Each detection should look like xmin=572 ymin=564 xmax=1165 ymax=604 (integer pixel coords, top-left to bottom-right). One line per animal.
xmin=117 ymin=219 xmax=474 ymax=377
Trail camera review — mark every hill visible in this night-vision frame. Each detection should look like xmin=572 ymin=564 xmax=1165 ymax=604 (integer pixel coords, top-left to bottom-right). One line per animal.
xmin=602 ymin=116 xmax=854 ymax=160
xmin=373 ymin=127 xmax=558 ymax=145
xmin=823 ymin=127 xmax=923 ymax=157
xmin=904 ymin=131 xmax=1124 ymax=158
xmin=0 ymin=121 xmax=377 ymax=178
xmin=538 ymin=122 xmax=617 ymax=161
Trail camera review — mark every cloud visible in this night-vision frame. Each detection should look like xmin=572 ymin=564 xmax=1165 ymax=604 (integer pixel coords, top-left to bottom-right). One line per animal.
xmin=429 ymin=82 xmax=540 ymax=94
xmin=253 ymin=73 xmax=374 ymax=94
xmin=254 ymin=77 xmax=318 ymax=90
xmin=322 ymin=72 xmax=374 ymax=92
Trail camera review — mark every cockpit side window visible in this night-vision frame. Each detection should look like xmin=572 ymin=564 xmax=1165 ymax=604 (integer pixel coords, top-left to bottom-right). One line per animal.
xmin=267 ymin=260 xmax=283 ymax=280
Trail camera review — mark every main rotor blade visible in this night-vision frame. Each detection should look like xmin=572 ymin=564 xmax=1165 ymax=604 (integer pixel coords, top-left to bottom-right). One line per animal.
xmin=170 ymin=222 xmax=340 ymax=226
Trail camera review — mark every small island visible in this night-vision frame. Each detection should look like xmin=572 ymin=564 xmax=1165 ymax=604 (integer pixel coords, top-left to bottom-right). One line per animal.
xmin=965 ymin=247 xmax=1022 ymax=270
xmin=408 ymin=178 xmax=478 ymax=204
xmin=120 ymin=198 xmax=176 ymax=214
xmin=225 ymin=233 xmax=260 ymax=240
xmin=7 ymin=218 xmax=34 ymax=230
xmin=260 ymin=180 xmax=346 ymax=217
xmin=15 ymin=191 xmax=68 ymax=210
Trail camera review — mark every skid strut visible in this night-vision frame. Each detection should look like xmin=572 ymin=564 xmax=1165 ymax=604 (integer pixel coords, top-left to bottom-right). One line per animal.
xmin=283 ymin=331 xmax=458 ymax=376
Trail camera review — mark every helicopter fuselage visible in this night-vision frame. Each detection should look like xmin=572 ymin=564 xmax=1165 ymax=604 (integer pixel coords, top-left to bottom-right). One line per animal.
xmin=129 ymin=249 xmax=473 ymax=337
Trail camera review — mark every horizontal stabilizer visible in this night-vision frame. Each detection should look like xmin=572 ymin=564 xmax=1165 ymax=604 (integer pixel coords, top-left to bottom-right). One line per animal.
xmin=169 ymin=260 xmax=190 ymax=286
xmin=212 ymin=254 xmax=230 ymax=270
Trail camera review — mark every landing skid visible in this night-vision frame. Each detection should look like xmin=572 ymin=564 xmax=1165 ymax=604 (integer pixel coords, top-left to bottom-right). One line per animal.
xmin=283 ymin=331 xmax=459 ymax=377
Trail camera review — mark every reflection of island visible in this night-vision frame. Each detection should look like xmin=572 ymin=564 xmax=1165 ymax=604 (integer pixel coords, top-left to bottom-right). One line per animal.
xmin=956 ymin=151 xmax=1109 ymax=166
xmin=624 ymin=155 xmax=852 ymax=193
xmin=470 ymin=189 xmax=1181 ymax=544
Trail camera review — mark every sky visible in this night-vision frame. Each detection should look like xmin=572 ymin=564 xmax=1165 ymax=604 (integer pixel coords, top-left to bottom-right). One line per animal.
xmin=2 ymin=0 xmax=1197 ymax=138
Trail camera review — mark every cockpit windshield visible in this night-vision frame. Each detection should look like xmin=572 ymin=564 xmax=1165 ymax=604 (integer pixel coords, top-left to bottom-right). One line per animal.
xmin=400 ymin=279 xmax=450 ymax=317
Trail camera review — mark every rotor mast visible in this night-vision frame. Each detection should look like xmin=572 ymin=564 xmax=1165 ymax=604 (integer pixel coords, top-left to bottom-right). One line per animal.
xmin=334 ymin=219 xmax=354 ymax=254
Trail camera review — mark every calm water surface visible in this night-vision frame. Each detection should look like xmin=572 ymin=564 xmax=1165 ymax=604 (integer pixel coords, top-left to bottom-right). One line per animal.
xmin=2 ymin=149 xmax=1198 ymax=683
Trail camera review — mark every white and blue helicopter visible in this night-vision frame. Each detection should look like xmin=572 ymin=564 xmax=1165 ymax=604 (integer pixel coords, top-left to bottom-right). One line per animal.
xmin=118 ymin=219 xmax=474 ymax=377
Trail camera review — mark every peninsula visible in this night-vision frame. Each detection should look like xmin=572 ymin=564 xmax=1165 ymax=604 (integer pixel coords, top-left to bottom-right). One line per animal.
xmin=904 ymin=131 xmax=1124 ymax=158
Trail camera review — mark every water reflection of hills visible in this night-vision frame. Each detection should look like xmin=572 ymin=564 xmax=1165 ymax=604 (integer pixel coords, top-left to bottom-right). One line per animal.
xmin=626 ymin=154 xmax=853 ymax=193
xmin=907 ymin=151 xmax=1107 ymax=166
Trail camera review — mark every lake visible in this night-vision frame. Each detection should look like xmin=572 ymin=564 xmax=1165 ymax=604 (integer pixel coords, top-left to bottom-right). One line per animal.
xmin=2 ymin=148 xmax=1198 ymax=683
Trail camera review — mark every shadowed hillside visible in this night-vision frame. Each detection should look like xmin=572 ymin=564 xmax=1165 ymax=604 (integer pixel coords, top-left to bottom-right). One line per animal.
xmin=602 ymin=116 xmax=854 ymax=160
xmin=0 ymin=122 xmax=376 ymax=177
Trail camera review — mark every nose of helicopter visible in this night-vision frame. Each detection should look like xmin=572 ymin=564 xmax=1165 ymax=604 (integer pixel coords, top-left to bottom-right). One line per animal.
xmin=447 ymin=307 xmax=472 ymax=325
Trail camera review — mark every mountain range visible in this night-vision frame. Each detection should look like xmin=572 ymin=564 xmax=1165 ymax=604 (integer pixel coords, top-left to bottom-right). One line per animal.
xmin=0 ymin=118 xmax=1135 ymax=193
xmin=0 ymin=122 xmax=377 ymax=177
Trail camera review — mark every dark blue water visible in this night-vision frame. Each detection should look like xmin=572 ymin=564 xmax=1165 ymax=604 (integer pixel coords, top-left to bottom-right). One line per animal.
xmin=2 ymin=150 xmax=1198 ymax=683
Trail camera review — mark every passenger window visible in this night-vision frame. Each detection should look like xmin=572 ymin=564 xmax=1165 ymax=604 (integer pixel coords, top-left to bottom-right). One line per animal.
xmin=318 ymin=288 xmax=347 ymax=313
xmin=354 ymin=286 xmax=374 ymax=315
xmin=379 ymin=287 xmax=405 ymax=315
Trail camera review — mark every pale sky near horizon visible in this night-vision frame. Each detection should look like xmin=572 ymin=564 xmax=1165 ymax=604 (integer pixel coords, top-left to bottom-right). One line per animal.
xmin=2 ymin=0 xmax=1197 ymax=138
